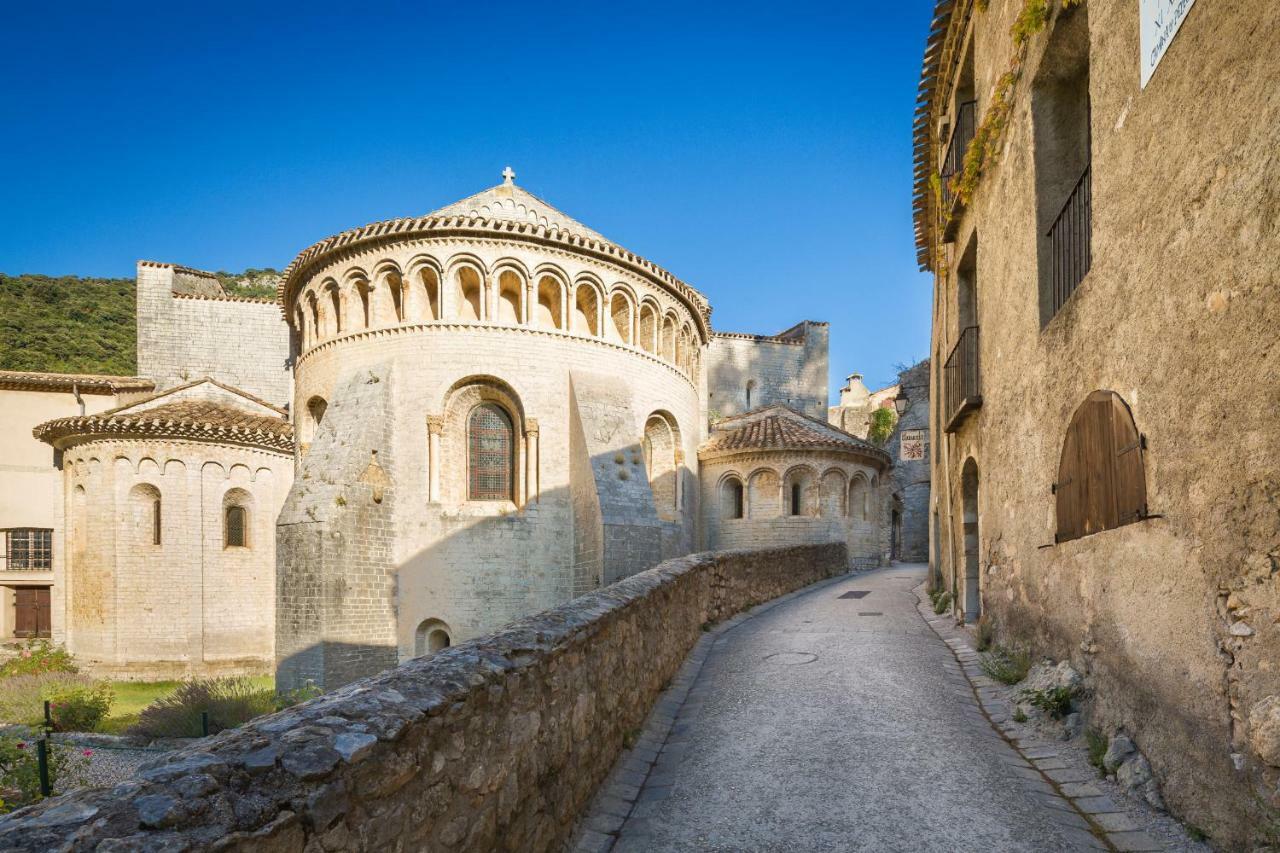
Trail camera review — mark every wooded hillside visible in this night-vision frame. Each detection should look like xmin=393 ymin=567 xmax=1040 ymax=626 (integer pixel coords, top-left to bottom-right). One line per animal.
xmin=0 ymin=274 xmax=137 ymax=375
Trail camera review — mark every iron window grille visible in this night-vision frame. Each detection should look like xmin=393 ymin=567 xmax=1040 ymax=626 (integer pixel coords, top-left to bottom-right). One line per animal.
xmin=4 ymin=529 xmax=52 ymax=570
xmin=468 ymin=404 xmax=515 ymax=501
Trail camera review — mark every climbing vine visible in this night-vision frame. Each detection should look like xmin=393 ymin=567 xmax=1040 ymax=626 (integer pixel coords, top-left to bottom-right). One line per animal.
xmin=940 ymin=0 xmax=1084 ymax=220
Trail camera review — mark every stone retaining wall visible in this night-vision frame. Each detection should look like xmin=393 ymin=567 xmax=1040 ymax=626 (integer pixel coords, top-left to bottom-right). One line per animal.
xmin=0 ymin=543 xmax=846 ymax=852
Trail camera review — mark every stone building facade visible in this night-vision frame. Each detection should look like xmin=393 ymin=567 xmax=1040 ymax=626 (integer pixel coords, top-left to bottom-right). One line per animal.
xmin=2 ymin=171 xmax=899 ymax=684
xmin=914 ymin=0 xmax=1279 ymax=844
xmin=698 ymin=405 xmax=891 ymax=568
xmin=270 ymin=174 xmax=886 ymax=690
xmin=707 ymin=323 xmax=829 ymax=421
xmin=827 ymin=372 xmax=898 ymax=439
xmin=34 ymin=379 xmax=293 ymax=678
xmin=883 ymin=360 xmax=930 ymax=564
xmin=0 ymin=372 xmax=153 ymax=643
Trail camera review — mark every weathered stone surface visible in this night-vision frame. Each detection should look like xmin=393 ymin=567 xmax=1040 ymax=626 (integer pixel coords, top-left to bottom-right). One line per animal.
xmin=1103 ymin=735 xmax=1136 ymax=774
xmin=1248 ymin=695 xmax=1280 ymax=767
xmin=0 ymin=543 xmax=845 ymax=852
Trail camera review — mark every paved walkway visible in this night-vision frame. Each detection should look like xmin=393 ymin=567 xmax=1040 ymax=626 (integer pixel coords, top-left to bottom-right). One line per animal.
xmin=576 ymin=564 xmax=1121 ymax=852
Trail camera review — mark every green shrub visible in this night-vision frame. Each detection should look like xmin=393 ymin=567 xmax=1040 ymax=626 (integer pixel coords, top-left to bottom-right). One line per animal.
xmin=932 ymin=590 xmax=953 ymax=614
xmin=0 ymin=673 xmax=98 ymax=726
xmin=0 ymin=640 xmax=78 ymax=678
xmin=868 ymin=407 xmax=898 ymax=446
xmin=1019 ymin=685 xmax=1075 ymax=720
xmin=1012 ymin=707 xmax=1028 ymax=723
xmin=274 ymin=680 xmax=322 ymax=712
xmin=129 ymin=677 xmax=276 ymax=738
xmin=0 ymin=735 xmax=88 ymax=813
xmin=1085 ymin=728 xmax=1108 ymax=776
xmin=46 ymin=683 xmax=113 ymax=732
xmin=974 ymin=614 xmax=994 ymax=651
xmin=978 ymin=647 xmax=1032 ymax=685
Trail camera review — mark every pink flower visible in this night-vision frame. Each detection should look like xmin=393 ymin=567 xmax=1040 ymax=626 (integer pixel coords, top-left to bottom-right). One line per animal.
xmin=82 ymin=750 xmax=93 ymax=757
xmin=15 ymin=743 xmax=25 ymax=750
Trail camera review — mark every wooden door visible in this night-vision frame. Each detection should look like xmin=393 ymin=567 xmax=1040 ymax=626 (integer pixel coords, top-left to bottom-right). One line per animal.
xmin=13 ymin=588 xmax=51 ymax=639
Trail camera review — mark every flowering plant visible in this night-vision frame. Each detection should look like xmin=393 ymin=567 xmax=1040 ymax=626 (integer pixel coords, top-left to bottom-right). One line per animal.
xmin=0 ymin=735 xmax=87 ymax=813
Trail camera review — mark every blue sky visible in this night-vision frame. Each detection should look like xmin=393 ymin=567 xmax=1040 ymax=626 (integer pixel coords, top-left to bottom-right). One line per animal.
xmin=0 ymin=1 xmax=933 ymax=396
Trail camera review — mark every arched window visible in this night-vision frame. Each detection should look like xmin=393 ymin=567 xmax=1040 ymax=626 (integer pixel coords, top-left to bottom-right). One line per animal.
xmin=610 ymin=292 xmax=633 ymax=344
xmin=356 ymin=282 xmax=372 ymax=329
xmin=746 ymin=380 xmax=757 ymax=409
xmin=536 ymin=275 xmax=564 ymax=329
xmin=783 ymin=468 xmax=815 ymax=517
xmin=468 ymin=404 xmax=514 ymax=501
xmin=639 ymin=303 xmax=658 ymax=354
xmin=414 ymin=619 xmax=452 ymax=656
xmin=225 ymin=505 xmax=247 ymax=548
xmin=418 ymin=267 xmax=441 ymax=321
xmin=720 ymin=476 xmax=744 ymax=520
xmin=497 ymin=270 xmax=523 ymax=325
xmin=326 ymin=285 xmax=342 ymax=335
xmin=1055 ymin=391 xmax=1147 ymax=542
xmin=575 ymin=283 xmax=600 ymax=336
xmin=456 ymin=267 xmax=483 ymax=322
xmin=129 ymin=483 xmax=162 ymax=546
xmin=790 ymin=482 xmax=802 ymax=516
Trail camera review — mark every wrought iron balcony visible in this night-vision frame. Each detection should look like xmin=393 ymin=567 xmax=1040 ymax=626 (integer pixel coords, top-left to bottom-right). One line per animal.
xmin=1046 ymin=162 xmax=1092 ymax=320
xmin=939 ymin=100 xmax=977 ymax=234
xmin=944 ymin=325 xmax=981 ymax=432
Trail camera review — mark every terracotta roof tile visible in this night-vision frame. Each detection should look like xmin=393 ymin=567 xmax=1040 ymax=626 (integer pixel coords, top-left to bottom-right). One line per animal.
xmin=34 ymin=399 xmax=293 ymax=453
xmin=0 ymin=371 xmax=155 ymax=394
xmin=700 ymin=406 xmax=888 ymax=463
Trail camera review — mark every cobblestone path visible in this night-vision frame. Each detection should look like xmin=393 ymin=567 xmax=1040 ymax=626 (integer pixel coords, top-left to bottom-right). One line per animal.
xmin=575 ymin=564 xmax=1130 ymax=852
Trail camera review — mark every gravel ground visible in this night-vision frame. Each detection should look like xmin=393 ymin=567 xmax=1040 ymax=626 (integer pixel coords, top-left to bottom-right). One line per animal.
xmin=48 ymin=734 xmax=173 ymax=795
xmin=960 ymin=626 xmax=1213 ymax=853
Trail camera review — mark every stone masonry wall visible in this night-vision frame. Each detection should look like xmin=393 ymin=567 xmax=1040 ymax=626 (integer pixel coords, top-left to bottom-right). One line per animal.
xmin=137 ymin=262 xmax=292 ymax=407
xmin=884 ymin=359 xmax=929 ymax=563
xmin=0 ymin=543 xmax=847 ymax=852
xmin=707 ymin=322 xmax=828 ymax=421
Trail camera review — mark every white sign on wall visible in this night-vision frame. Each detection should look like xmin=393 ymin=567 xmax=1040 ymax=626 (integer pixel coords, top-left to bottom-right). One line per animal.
xmin=900 ymin=429 xmax=928 ymax=462
xmin=1140 ymin=0 xmax=1197 ymax=88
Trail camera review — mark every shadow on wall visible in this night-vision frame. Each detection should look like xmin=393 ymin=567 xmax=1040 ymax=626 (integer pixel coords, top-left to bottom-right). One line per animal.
xmin=279 ymin=467 xmax=696 ymax=692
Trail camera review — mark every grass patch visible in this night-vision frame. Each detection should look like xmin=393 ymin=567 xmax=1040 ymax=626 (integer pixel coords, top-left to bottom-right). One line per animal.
xmin=978 ymin=646 xmax=1032 ymax=685
xmin=974 ymin=614 xmax=994 ymax=651
xmin=1019 ymin=685 xmax=1074 ymax=720
xmin=930 ymin=589 xmax=953 ymax=614
xmin=1085 ymin=728 xmax=1108 ymax=776
xmin=99 ymin=677 xmax=273 ymax=735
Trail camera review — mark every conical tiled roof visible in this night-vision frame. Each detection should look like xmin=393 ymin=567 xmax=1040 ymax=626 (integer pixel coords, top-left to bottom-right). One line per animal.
xmin=427 ymin=170 xmax=613 ymax=245
xmin=700 ymin=404 xmax=889 ymax=465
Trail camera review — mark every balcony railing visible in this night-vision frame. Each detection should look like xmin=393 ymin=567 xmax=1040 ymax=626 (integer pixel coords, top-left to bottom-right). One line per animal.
xmin=1046 ymin=162 xmax=1092 ymax=319
xmin=939 ymin=100 xmax=977 ymax=216
xmin=944 ymin=325 xmax=981 ymax=432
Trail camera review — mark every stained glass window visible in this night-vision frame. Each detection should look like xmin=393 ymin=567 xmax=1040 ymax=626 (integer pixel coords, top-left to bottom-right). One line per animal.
xmin=468 ymin=404 xmax=514 ymax=501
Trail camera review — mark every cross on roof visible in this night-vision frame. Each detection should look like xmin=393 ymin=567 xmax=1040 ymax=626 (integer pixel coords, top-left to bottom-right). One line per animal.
xmin=501 ymin=166 xmax=516 ymax=184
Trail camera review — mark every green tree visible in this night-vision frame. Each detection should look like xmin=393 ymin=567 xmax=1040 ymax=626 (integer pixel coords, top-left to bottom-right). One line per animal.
xmin=868 ymin=407 xmax=898 ymax=446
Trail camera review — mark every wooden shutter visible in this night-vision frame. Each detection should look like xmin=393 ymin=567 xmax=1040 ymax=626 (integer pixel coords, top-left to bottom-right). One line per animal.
xmin=1109 ymin=394 xmax=1147 ymax=524
xmin=14 ymin=589 xmax=37 ymax=638
xmin=1056 ymin=391 xmax=1145 ymax=543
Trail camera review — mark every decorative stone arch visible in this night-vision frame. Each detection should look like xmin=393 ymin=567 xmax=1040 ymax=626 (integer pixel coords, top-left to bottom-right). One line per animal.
xmin=414 ymin=618 xmax=452 ymax=657
xmin=661 ymin=312 xmax=678 ymax=363
xmin=607 ymin=284 xmax=637 ymax=345
xmin=300 ymin=395 xmax=328 ymax=449
xmin=717 ymin=471 xmax=745 ymax=520
xmin=438 ymin=375 xmax=533 ymax=506
xmin=491 ymin=262 xmax=528 ymax=326
xmin=573 ymin=276 xmax=604 ymax=337
xmin=532 ymin=266 xmax=569 ymax=331
xmin=320 ymin=278 xmax=342 ymax=337
xmin=782 ymin=464 xmax=819 ymax=517
xmin=405 ymin=255 xmax=444 ymax=323
xmin=373 ymin=260 xmax=406 ymax=325
xmin=127 ymin=482 xmax=163 ymax=547
xmin=820 ymin=468 xmax=849 ymax=518
xmin=848 ymin=471 xmax=871 ymax=520
xmin=305 ymin=291 xmax=320 ymax=345
xmin=638 ymin=298 xmax=661 ymax=354
xmin=446 ymin=255 xmax=488 ymax=323
xmin=643 ymin=411 xmax=682 ymax=520
xmin=343 ymin=267 xmax=373 ymax=331
xmin=222 ymin=486 xmax=254 ymax=548
xmin=746 ymin=467 xmax=781 ymax=518
xmin=294 ymin=305 xmax=308 ymax=350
